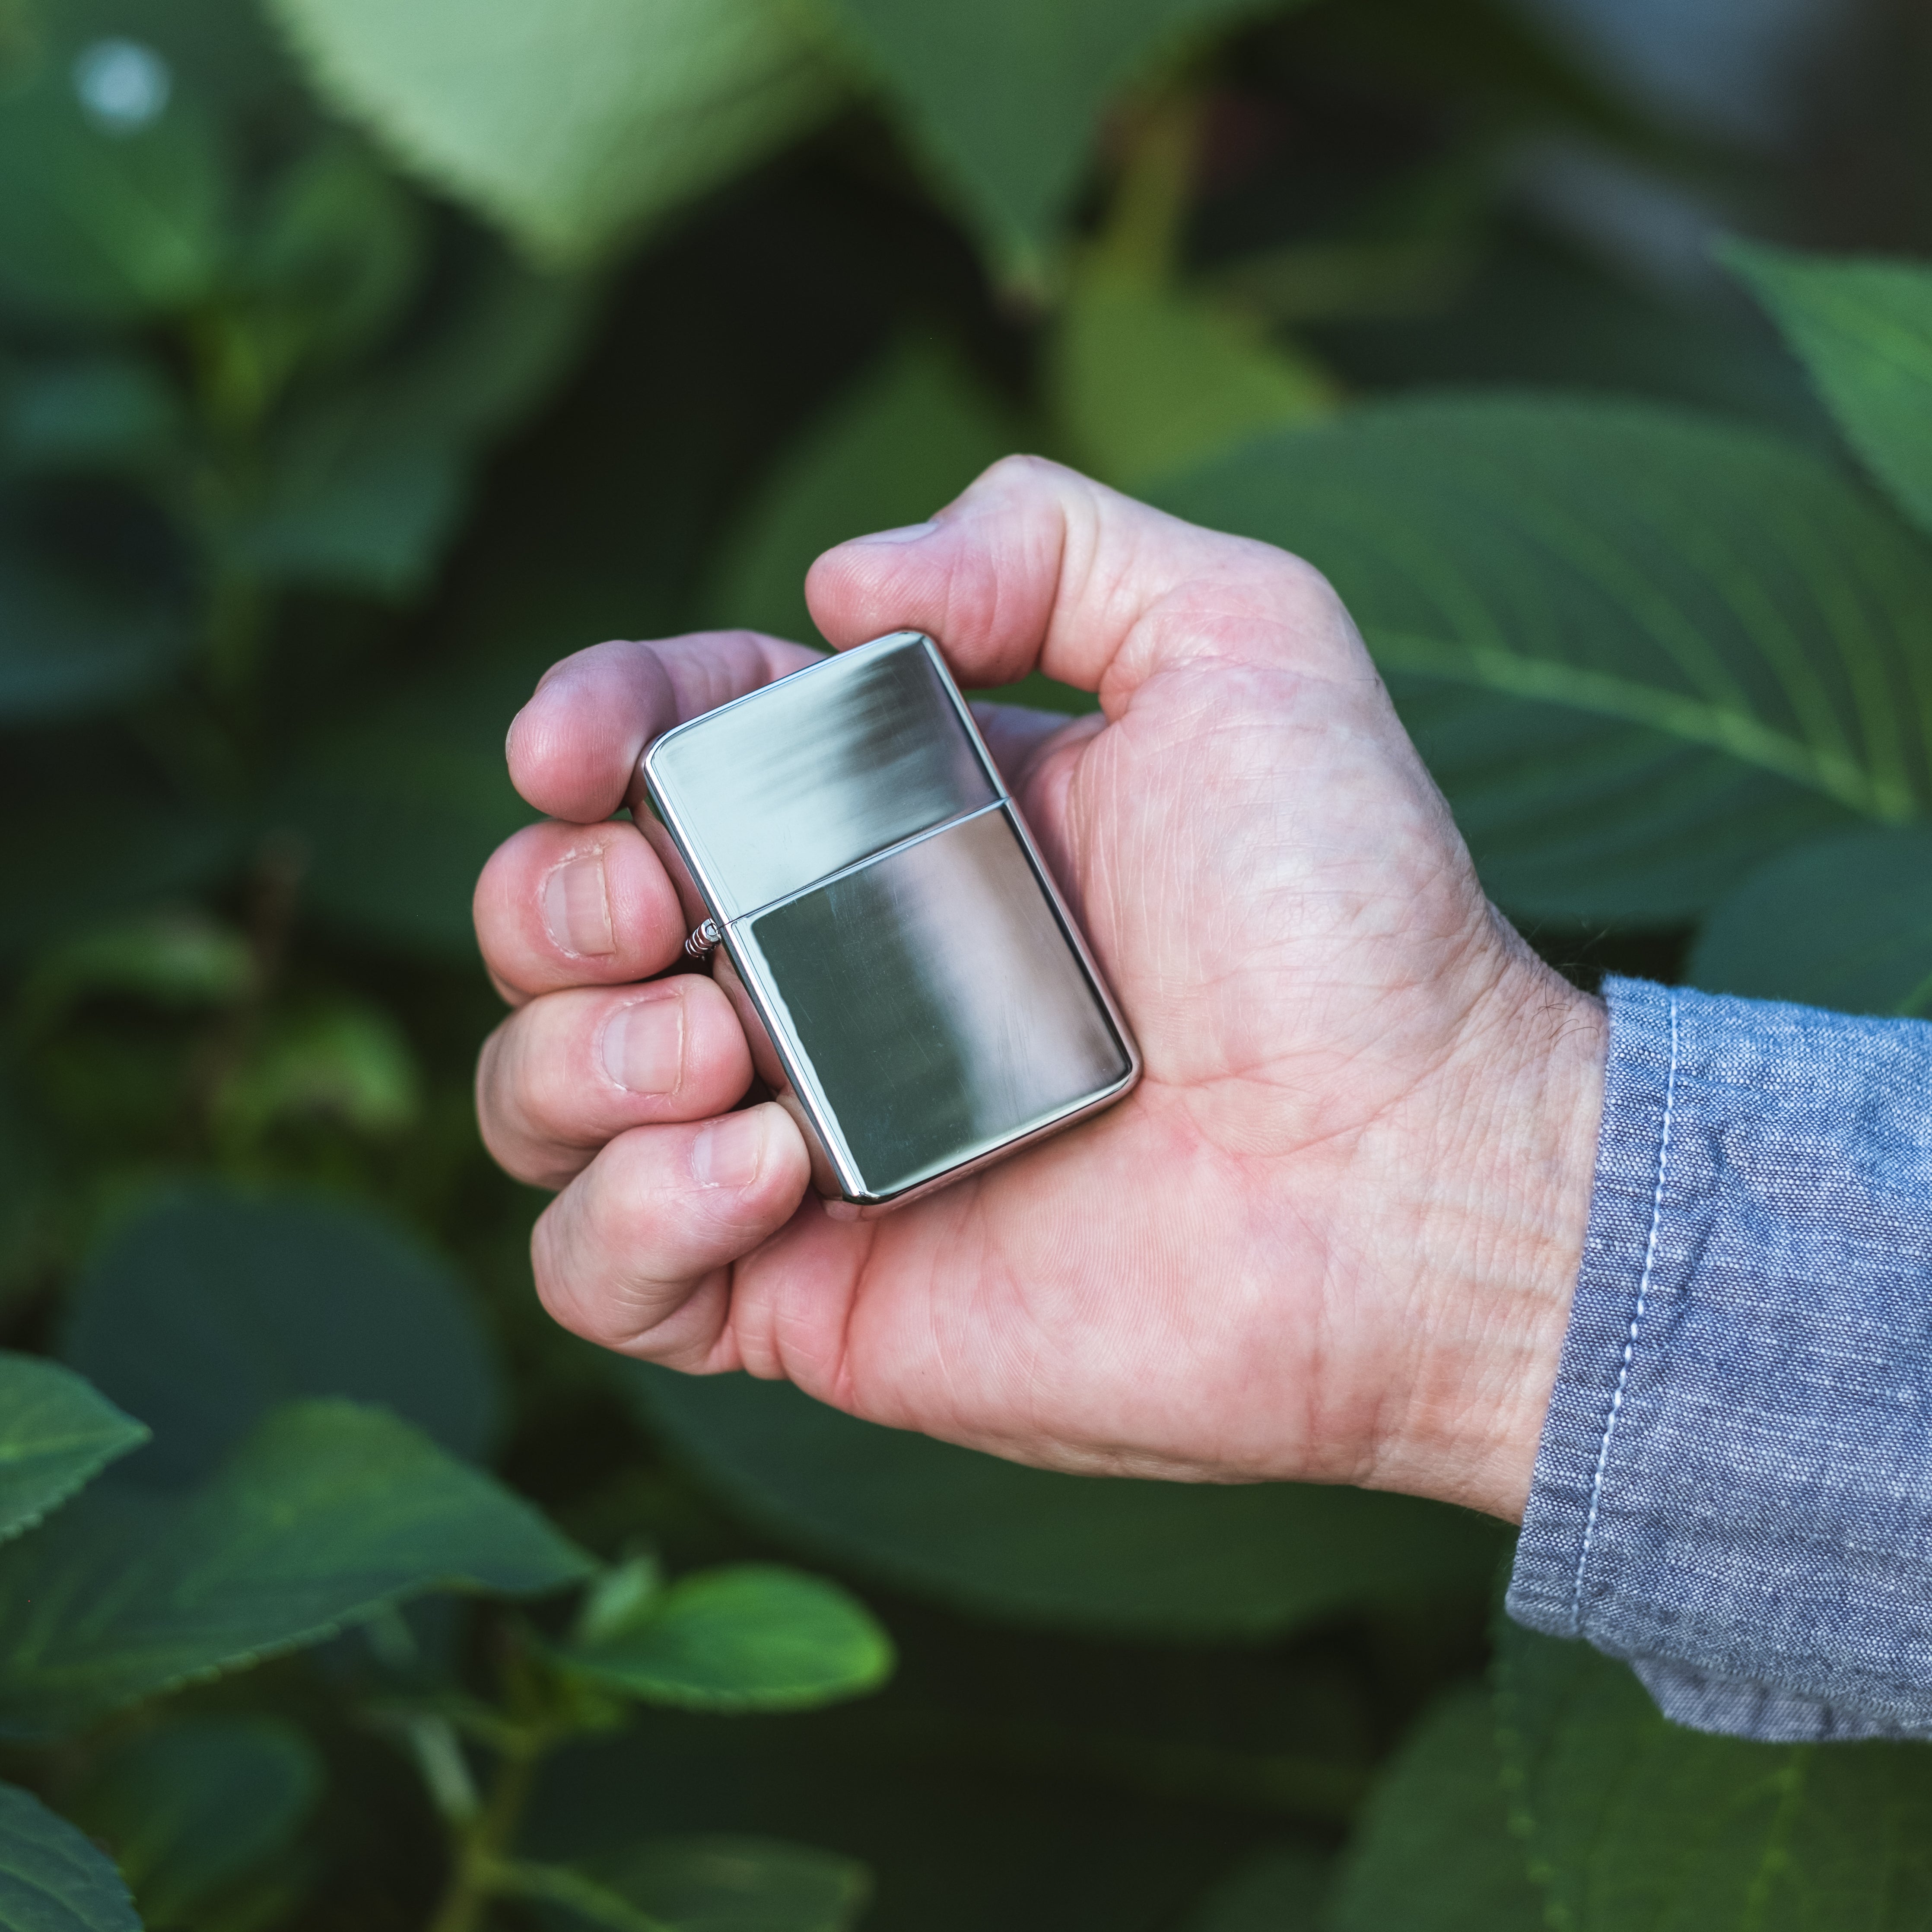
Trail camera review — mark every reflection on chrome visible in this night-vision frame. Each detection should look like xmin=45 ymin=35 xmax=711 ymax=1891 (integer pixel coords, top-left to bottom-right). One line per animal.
xmin=644 ymin=631 xmax=1139 ymax=1210
xmin=741 ymin=806 xmax=1130 ymax=1201
xmin=645 ymin=633 xmax=995 ymax=920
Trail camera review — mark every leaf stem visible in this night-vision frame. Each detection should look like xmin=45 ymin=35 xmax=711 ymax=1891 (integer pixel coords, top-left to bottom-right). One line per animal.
xmin=1371 ymin=626 xmax=1922 ymax=820
xmin=423 ymin=1723 xmax=552 ymax=1932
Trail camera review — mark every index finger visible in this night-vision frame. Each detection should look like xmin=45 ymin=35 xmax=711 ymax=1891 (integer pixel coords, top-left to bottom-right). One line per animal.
xmin=507 ymin=630 xmax=826 ymax=826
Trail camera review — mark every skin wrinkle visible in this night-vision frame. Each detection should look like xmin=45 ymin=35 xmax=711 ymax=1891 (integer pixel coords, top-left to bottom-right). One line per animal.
xmin=481 ymin=457 xmax=1606 ymax=1520
xmin=918 ymin=1199 xmax=977 ymax=1430
xmin=862 ymin=1116 xmax=1179 ymax=1462
xmin=788 ymin=1207 xmax=879 ymax=1410
xmin=1366 ymin=976 xmax=1603 ymax=1498
xmin=1065 ymin=1148 xmax=1245 ymax=1462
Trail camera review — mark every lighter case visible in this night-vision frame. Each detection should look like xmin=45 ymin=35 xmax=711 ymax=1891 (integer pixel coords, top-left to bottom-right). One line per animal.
xmin=642 ymin=630 xmax=1141 ymax=1215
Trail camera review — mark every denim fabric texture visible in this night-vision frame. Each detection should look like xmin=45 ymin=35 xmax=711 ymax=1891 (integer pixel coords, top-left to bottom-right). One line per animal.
xmin=1507 ymin=975 xmax=1932 ymax=1741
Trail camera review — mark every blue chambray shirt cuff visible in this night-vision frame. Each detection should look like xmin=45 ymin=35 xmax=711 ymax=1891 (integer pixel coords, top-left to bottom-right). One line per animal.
xmin=1506 ymin=975 xmax=1932 ymax=1742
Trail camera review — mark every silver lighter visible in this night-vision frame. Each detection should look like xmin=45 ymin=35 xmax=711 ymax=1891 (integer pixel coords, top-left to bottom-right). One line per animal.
xmin=641 ymin=631 xmax=1141 ymax=1216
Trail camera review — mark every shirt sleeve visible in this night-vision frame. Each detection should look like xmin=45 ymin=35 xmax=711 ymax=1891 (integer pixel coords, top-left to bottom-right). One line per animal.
xmin=1506 ymin=974 xmax=1932 ymax=1742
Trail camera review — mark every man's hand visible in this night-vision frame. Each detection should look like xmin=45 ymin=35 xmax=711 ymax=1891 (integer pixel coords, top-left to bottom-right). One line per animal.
xmin=473 ymin=457 xmax=1607 ymax=1520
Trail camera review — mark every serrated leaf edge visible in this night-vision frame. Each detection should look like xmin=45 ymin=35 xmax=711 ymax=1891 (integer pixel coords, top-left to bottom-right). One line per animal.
xmin=0 ymin=1557 xmax=593 ymax=1743
xmin=0 ymin=1780 xmax=141 ymax=1931
xmin=0 ymin=1360 xmax=151 ymax=1549
xmin=0 ymin=1432 xmax=149 ymax=1550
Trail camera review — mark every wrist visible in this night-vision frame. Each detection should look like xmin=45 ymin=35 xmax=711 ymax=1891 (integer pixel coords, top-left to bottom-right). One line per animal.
xmin=1366 ymin=946 xmax=1608 ymax=1521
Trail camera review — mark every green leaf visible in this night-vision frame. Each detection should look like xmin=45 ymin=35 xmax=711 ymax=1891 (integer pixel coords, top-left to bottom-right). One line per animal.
xmin=1049 ymin=253 xmax=1333 ymax=486
xmin=0 ymin=1781 xmax=140 ymax=1932
xmin=625 ymin=1366 xmax=1506 ymax=1641
xmin=17 ymin=911 xmax=253 ymax=1034
xmin=234 ymin=413 xmax=464 ymax=595
xmin=231 ymin=253 xmax=592 ymax=596
xmin=1370 ymin=674 xmax=1862 ymax=925
xmin=1317 ymin=235 xmax=1832 ymax=443
xmin=559 ymin=1563 xmax=893 ymax=1713
xmin=67 ymin=1716 xmax=322 ymax=1929
xmin=1324 ymin=1686 xmax=1541 ymax=1932
xmin=572 ymin=1551 xmax=667 ymax=1647
xmin=484 ymin=1860 xmax=673 ymax=1932
xmin=1156 ymin=394 xmax=1932 ymax=921
xmin=0 ymin=46 xmax=228 ymax=322
xmin=264 ymin=0 xmax=839 ymax=264
xmin=240 ymin=140 xmax=429 ymax=377
xmin=0 ymin=483 xmax=196 ymax=721
xmin=210 ymin=995 xmax=422 ymax=1147
xmin=362 ymin=249 xmax=598 ymax=445
xmin=62 ymin=1182 xmax=500 ymax=1486
xmin=570 ymin=1835 xmax=871 ymax=1932
xmin=1179 ymin=1846 xmax=1328 ymax=1931
xmin=3 ymin=356 xmax=184 ymax=475
xmin=1724 ymin=240 xmax=1932 ymax=538
xmin=1497 ymin=1621 xmax=1932 ymax=1929
xmin=529 ymin=1714 xmax=1297 ymax=1932
xmin=267 ymin=636 xmax=543 ymax=956
xmin=0 ymin=791 xmax=235 ymax=961
xmin=1688 ymin=826 xmax=1932 ymax=1016
xmin=813 ymin=0 xmax=1307 ymax=282
xmin=702 ymin=340 xmax=1022 ymax=647
xmin=0 ymin=1354 xmax=147 ymax=1544
xmin=1041 ymin=90 xmax=1332 ymax=484
xmin=0 ymin=1398 xmax=595 ymax=1736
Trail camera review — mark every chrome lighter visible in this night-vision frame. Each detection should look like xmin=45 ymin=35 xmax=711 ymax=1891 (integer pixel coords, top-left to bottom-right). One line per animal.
xmin=642 ymin=631 xmax=1140 ymax=1215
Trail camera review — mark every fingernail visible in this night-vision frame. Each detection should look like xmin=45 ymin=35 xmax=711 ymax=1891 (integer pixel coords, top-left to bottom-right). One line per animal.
xmin=543 ymin=850 xmax=615 ymax=957
xmin=601 ymin=997 xmax=683 ymax=1095
xmin=691 ymin=1109 xmax=769 ymax=1189
xmin=850 ymin=521 xmax=937 ymax=545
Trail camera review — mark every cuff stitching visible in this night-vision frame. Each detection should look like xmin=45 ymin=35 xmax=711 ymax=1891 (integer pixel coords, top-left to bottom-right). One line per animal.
xmin=1569 ymin=987 xmax=1680 ymax=1636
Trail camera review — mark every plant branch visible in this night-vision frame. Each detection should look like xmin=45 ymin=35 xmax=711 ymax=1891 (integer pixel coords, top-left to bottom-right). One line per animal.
xmin=422 ymin=1723 xmax=552 ymax=1932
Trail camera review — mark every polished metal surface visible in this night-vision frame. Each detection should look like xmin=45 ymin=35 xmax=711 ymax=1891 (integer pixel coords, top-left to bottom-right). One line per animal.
xmin=735 ymin=805 xmax=1133 ymax=1202
xmin=643 ymin=631 xmax=996 ymax=920
xmin=644 ymin=630 xmax=1140 ymax=1210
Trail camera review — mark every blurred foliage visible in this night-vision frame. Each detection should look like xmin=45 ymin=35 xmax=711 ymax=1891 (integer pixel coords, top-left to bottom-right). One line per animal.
xmin=1 ymin=0 xmax=1931 ymax=1926
xmin=626 ymin=1364 xmax=1508 ymax=1643
xmin=1494 ymin=1616 xmax=1932 ymax=1926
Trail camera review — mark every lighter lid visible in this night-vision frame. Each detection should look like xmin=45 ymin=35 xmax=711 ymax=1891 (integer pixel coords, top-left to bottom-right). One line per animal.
xmin=642 ymin=631 xmax=998 ymax=920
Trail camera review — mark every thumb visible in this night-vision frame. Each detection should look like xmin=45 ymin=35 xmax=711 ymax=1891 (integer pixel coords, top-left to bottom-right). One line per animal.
xmin=803 ymin=453 xmax=1364 ymax=708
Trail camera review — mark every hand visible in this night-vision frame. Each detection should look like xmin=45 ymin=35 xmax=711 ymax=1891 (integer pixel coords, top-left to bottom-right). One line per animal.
xmin=473 ymin=457 xmax=1607 ymax=1520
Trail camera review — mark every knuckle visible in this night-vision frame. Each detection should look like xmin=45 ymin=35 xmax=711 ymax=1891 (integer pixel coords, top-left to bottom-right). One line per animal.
xmin=473 ymin=1028 xmax=526 ymax=1168
xmin=530 ymin=1147 xmax=712 ymax=1355
xmin=1239 ymin=534 xmax=1343 ymax=613
xmin=528 ymin=1208 xmax=602 ymax=1340
xmin=531 ymin=1195 xmax=643 ymax=1350
xmin=471 ymin=830 xmax=531 ymax=944
xmin=475 ymin=1002 xmax=595 ymax=1182
xmin=1279 ymin=548 xmax=1344 ymax=611
xmin=979 ymin=450 xmax=1058 ymax=490
xmin=515 ymin=1020 xmax=588 ymax=1142
xmin=587 ymin=1129 xmax=681 ymax=1244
